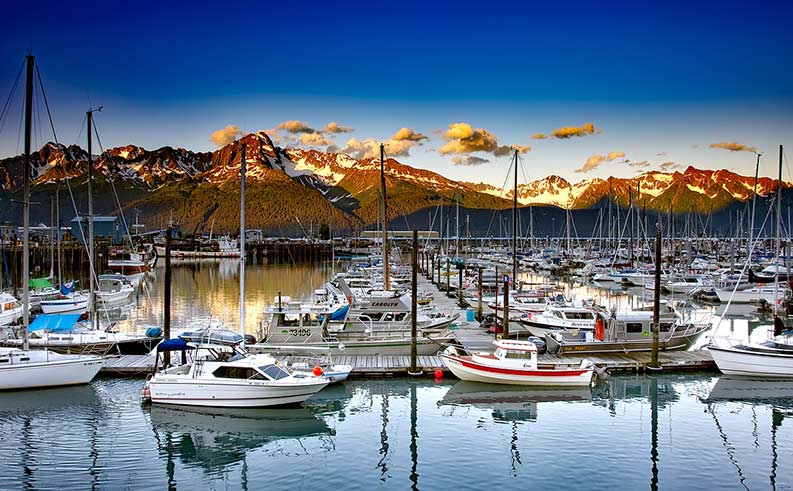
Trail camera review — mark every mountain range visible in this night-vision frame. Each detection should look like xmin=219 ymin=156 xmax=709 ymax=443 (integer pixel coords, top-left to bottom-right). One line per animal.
xmin=0 ymin=132 xmax=787 ymax=235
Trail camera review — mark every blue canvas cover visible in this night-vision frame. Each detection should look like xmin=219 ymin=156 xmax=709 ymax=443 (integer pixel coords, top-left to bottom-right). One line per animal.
xmin=156 ymin=338 xmax=192 ymax=352
xmin=330 ymin=305 xmax=349 ymax=321
xmin=28 ymin=314 xmax=82 ymax=333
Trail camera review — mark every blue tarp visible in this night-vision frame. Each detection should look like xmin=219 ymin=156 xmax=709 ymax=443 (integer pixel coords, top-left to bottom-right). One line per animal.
xmin=156 ymin=338 xmax=193 ymax=352
xmin=28 ymin=314 xmax=81 ymax=333
xmin=330 ymin=305 xmax=349 ymax=321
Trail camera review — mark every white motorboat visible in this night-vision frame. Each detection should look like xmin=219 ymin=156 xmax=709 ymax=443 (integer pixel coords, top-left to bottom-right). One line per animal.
xmin=145 ymin=337 xmax=330 ymax=408
xmin=709 ymin=325 xmax=793 ymax=378
xmin=441 ymin=340 xmax=594 ymax=387
xmin=518 ymin=305 xmax=599 ymax=337
xmin=715 ymin=284 xmax=790 ymax=304
xmin=96 ymin=274 xmax=135 ymax=303
xmin=0 ymin=347 xmax=104 ymax=390
xmin=107 ymin=244 xmax=157 ymax=274
xmin=664 ymin=275 xmax=711 ymax=294
xmin=0 ymin=292 xmax=23 ymax=326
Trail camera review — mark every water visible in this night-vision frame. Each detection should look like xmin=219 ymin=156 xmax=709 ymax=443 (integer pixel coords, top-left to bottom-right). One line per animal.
xmin=1 ymin=374 xmax=791 ymax=490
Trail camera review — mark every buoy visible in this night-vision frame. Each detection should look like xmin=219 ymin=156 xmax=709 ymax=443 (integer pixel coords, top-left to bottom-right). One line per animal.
xmin=313 ymin=366 xmax=323 ymax=376
xmin=434 ymin=369 xmax=443 ymax=379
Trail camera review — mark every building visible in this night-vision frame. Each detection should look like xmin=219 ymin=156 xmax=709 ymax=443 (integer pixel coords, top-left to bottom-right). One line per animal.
xmin=70 ymin=216 xmax=123 ymax=244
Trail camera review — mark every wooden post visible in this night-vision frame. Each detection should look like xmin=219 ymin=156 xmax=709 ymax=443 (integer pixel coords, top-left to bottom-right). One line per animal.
xmin=409 ymin=230 xmax=420 ymax=375
xmin=457 ymin=262 xmax=464 ymax=307
xmin=502 ymin=274 xmax=510 ymax=337
xmin=445 ymin=258 xmax=450 ymax=296
xmin=476 ymin=267 xmax=483 ymax=321
xmin=163 ymin=227 xmax=172 ymax=367
xmin=650 ymin=223 xmax=662 ymax=370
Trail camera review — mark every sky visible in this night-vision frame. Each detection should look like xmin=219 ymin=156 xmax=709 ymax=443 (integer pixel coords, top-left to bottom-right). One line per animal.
xmin=2 ymin=0 xmax=793 ymax=187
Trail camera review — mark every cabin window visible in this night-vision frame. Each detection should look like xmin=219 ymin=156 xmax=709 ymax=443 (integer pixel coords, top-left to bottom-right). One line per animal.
xmin=626 ymin=322 xmax=644 ymax=334
xmin=259 ymin=364 xmax=290 ymax=380
xmin=660 ymin=323 xmax=672 ymax=332
xmin=0 ymin=358 xmax=8 ymax=363
xmin=566 ymin=312 xmax=594 ymax=320
xmin=394 ymin=313 xmax=407 ymax=322
xmin=504 ymin=351 xmax=533 ymax=360
xmin=553 ymin=311 xmax=564 ymax=319
xmin=19 ymin=357 xmax=29 ymax=362
xmin=212 ymin=366 xmax=265 ymax=380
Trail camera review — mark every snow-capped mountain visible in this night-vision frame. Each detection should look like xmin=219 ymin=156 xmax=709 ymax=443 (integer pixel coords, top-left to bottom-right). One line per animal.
xmin=0 ymin=131 xmax=787 ymax=232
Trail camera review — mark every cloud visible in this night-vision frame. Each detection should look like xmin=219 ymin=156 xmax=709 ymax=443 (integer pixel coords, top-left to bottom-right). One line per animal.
xmin=277 ymin=120 xmax=317 ymax=134
xmin=531 ymin=133 xmax=547 ymax=140
xmin=452 ymin=155 xmax=490 ymax=166
xmin=709 ymin=141 xmax=757 ymax=153
xmin=656 ymin=152 xmax=667 ymax=156
xmin=575 ymin=151 xmax=626 ymax=173
xmin=300 ymin=132 xmax=332 ymax=147
xmin=629 ymin=160 xmax=650 ymax=168
xmin=341 ymin=135 xmax=423 ymax=159
xmin=439 ymin=122 xmax=527 ymax=157
xmin=324 ymin=121 xmax=354 ymax=134
xmin=659 ymin=161 xmax=682 ymax=171
xmin=551 ymin=122 xmax=597 ymax=139
xmin=392 ymin=127 xmax=428 ymax=142
xmin=209 ymin=125 xmax=242 ymax=147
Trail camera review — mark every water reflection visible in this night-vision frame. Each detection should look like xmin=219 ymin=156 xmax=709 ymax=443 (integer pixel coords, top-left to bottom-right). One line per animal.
xmin=147 ymin=405 xmax=332 ymax=476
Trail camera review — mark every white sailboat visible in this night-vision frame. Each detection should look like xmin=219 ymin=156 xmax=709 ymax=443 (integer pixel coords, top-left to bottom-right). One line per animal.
xmin=710 ymin=145 xmax=793 ymax=378
xmin=0 ymin=55 xmax=103 ymax=391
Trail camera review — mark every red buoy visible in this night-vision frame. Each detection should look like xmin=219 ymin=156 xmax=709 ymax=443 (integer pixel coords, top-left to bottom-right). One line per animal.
xmin=434 ymin=369 xmax=443 ymax=379
xmin=313 ymin=366 xmax=323 ymax=376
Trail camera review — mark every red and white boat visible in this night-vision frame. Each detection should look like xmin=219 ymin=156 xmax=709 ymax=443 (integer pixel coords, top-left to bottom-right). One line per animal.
xmin=441 ymin=340 xmax=594 ymax=387
xmin=108 ymin=244 xmax=157 ymax=274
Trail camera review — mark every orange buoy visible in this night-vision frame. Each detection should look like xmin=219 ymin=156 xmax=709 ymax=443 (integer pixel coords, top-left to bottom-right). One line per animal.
xmin=313 ymin=366 xmax=324 ymax=376
xmin=434 ymin=369 xmax=443 ymax=379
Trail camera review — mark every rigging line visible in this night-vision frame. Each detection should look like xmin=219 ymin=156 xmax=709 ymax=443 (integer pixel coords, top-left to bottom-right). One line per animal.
xmin=0 ymin=58 xmax=24 ymax=137
xmin=90 ymin=117 xmax=134 ymax=249
xmin=34 ymin=62 xmax=58 ymax=145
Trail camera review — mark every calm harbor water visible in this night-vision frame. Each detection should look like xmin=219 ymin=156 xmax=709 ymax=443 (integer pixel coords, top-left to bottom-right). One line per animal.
xmin=5 ymin=260 xmax=791 ymax=489
xmin=1 ymin=374 xmax=791 ymax=490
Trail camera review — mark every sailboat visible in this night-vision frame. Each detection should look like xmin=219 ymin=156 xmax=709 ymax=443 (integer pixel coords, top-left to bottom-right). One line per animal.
xmin=710 ymin=145 xmax=793 ymax=378
xmin=0 ymin=54 xmax=103 ymax=391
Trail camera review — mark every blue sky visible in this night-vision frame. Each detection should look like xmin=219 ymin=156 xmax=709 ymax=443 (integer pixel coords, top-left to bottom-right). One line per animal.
xmin=2 ymin=0 xmax=792 ymax=186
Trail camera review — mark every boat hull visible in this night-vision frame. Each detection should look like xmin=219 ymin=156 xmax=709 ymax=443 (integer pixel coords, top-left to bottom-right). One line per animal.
xmin=40 ymin=299 xmax=88 ymax=314
xmin=709 ymin=345 xmax=793 ymax=378
xmin=0 ymin=355 xmax=104 ymax=391
xmin=441 ymin=353 xmax=593 ymax=387
xmin=148 ymin=379 xmax=329 ymax=408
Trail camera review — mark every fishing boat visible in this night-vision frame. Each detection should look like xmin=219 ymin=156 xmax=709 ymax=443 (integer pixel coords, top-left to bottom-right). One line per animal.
xmin=107 ymin=244 xmax=157 ymax=274
xmin=441 ymin=340 xmax=594 ymax=386
xmin=144 ymin=336 xmax=330 ymax=407
xmin=544 ymin=305 xmax=710 ymax=354
xmin=40 ymin=289 xmax=89 ymax=314
xmin=256 ymin=302 xmax=453 ymax=355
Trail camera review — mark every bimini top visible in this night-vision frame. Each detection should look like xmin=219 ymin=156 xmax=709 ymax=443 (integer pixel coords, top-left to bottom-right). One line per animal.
xmin=28 ymin=314 xmax=82 ymax=333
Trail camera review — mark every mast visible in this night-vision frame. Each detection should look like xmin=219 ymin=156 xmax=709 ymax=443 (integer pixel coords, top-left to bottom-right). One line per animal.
xmin=56 ymin=183 xmax=61 ymax=284
xmin=49 ymin=195 xmax=55 ymax=278
xmin=380 ymin=143 xmax=390 ymax=290
xmin=87 ymin=107 xmax=100 ymax=327
xmin=774 ymin=145 xmax=783 ymax=317
xmin=21 ymin=54 xmax=33 ymax=350
xmin=239 ymin=142 xmax=246 ymax=338
xmin=749 ymin=153 xmax=761 ymax=260
xmin=512 ymin=149 xmax=518 ymax=288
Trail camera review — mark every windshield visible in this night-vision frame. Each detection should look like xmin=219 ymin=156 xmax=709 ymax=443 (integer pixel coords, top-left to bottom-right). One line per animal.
xmin=259 ymin=364 xmax=290 ymax=380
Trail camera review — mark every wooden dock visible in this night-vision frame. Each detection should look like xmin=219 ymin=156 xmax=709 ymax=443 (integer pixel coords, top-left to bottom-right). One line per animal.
xmin=99 ymin=345 xmax=714 ymax=377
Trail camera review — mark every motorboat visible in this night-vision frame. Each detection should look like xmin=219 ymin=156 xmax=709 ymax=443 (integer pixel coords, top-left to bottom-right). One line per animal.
xmin=544 ymin=304 xmax=711 ymax=354
xmin=518 ymin=305 xmax=599 ymax=337
xmin=715 ymin=284 xmax=791 ymax=304
xmin=144 ymin=336 xmax=330 ymax=408
xmin=1 ymin=314 xmax=163 ymax=355
xmin=0 ymin=292 xmax=23 ymax=326
xmin=256 ymin=302 xmax=453 ymax=355
xmin=0 ymin=347 xmax=104 ymax=391
xmin=709 ymin=322 xmax=793 ymax=378
xmin=664 ymin=275 xmax=711 ymax=294
xmin=441 ymin=340 xmax=594 ymax=386
xmin=107 ymin=244 xmax=157 ymax=274
xmin=96 ymin=274 xmax=135 ymax=303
